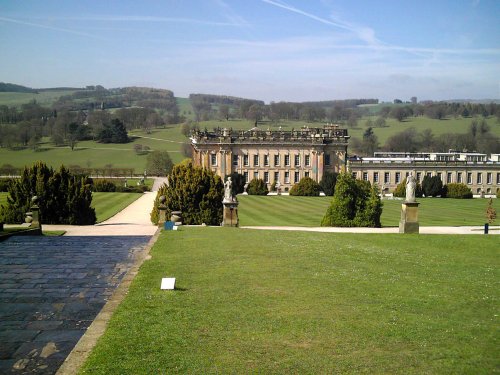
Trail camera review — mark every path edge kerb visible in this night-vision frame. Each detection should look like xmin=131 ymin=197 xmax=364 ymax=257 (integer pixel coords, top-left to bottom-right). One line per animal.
xmin=56 ymin=228 xmax=162 ymax=375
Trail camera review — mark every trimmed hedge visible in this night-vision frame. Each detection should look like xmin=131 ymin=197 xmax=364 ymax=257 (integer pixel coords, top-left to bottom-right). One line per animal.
xmin=247 ymin=178 xmax=268 ymax=195
xmin=321 ymin=172 xmax=382 ymax=227
xmin=150 ymin=162 xmax=223 ymax=225
xmin=443 ymin=183 xmax=473 ymax=199
xmin=289 ymin=177 xmax=321 ymax=196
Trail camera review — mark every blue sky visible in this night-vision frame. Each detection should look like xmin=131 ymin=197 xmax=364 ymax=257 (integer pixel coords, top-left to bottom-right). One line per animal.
xmin=1 ymin=0 xmax=499 ymax=102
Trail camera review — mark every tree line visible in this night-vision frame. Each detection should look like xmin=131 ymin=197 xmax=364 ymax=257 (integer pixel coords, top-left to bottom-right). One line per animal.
xmin=351 ymin=118 xmax=500 ymax=156
xmin=189 ymin=94 xmax=500 ymax=129
xmin=0 ymin=86 xmax=181 ymax=150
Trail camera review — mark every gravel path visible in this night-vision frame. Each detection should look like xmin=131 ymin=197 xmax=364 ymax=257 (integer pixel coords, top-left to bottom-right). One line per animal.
xmin=41 ymin=178 xmax=167 ymax=236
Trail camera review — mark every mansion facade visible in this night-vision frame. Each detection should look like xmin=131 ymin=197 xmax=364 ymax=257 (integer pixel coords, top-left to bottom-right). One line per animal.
xmin=349 ymin=152 xmax=500 ymax=196
xmin=190 ymin=124 xmax=500 ymax=196
xmin=190 ymin=125 xmax=350 ymax=191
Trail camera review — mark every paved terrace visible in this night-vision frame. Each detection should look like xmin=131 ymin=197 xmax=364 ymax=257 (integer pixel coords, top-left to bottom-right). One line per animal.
xmin=0 ymin=178 xmax=166 ymax=373
xmin=0 ymin=235 xmax=151 ymax=374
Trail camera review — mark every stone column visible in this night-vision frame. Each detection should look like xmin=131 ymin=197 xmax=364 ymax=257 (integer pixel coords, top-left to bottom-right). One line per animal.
xmin=317 ymin=151 xmax=324 ymax=182
xmin=312 ymin=151 xmax=318 ymax=181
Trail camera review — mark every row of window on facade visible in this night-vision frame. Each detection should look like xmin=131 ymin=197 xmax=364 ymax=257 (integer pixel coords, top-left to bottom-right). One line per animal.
xmin=356 ymin=171 xmax=500 ymax=185
xmin=209 ymin=153 xmax=332 ymax=168
xmin=238 ymin=170 xmax=311 ymax=184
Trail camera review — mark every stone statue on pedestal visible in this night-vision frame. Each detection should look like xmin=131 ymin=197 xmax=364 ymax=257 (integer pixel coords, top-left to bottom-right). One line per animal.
xmin=400 ymin=172 xmax=419 ymax=233
xmin=406 ymin=173 xmax=416 ymax=203
xmin=222 ymin=177 xmax=238 ymax=227
xmin=223 ymin=177 xmax=233 ymax=202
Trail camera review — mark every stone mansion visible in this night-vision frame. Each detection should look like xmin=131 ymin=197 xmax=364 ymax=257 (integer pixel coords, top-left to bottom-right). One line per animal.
xmin=190 ymin=125 xmax=349 ymax=192
xmin=349 ymin=152 xmax=500 ymax=196
xmin=190 ymin=124 xmax=500 ymax=195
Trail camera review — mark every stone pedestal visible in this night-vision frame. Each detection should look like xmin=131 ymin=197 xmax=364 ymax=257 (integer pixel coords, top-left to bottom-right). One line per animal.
xmin=399 ymin=202 xmax=419 ymax=234
xmin=158 ymin=206 xmax=167 ymax=226
xmin=158 ymin=196 xmax=167 ymax=227
xmin=31 ymin=204 xmax=41 ymax=231
xmin=222 ymin=201 xmax=239 ymax=227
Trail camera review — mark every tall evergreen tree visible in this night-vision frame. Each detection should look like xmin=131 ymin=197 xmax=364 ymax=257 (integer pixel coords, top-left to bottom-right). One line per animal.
xmin=151 ymin=162 xmax=223 ymax=225
xmin=0 ymin=161 xmax=95 ymax=225
xmin=321 ymin=172 xmax=382 ymax=227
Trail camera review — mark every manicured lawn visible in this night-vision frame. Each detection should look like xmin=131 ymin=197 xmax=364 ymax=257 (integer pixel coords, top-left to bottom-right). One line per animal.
xmin=237 ymin=195 xmax=498 ymax=227
xmin=92 ymin=192 xmax=143 ymax=223
xmin=81 ymin=227 xmax=499 ymax=374
xmin=0 ymin=192 xmax=142 ymax=223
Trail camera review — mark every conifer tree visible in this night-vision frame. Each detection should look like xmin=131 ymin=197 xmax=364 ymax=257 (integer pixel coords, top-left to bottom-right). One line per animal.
xmin=0 ymin=161 xmax=95 ymax=225
xmin=321 ymin=172 xmax=382 ymax=227
xmin=151 ymin=162 xmax=223 ymax=225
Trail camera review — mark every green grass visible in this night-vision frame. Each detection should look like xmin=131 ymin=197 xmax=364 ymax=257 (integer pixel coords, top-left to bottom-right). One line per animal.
xmin=1 ymin=113 xmax=498 ymax=172
xmin=0 ymin=125 xmax=187 ymax=172
xmin=0 ymin=192 xmax=142 ymax=223
xmin=237 ymin=195 xmax=498 ymax=227
xmin=0 ymin=192 xmax=7 ymax=208
xmin=349 ymin=115 xmax=500 ymax=144
xmin=0 ymin=90 xmax=78 ymax=107
xmin=91 ymin=192 xmax=143 ymax=223
xmin=81 ymin=227 xmax=499 ymax=374
xmin=176 ymin=97 xmax=195 ymax=119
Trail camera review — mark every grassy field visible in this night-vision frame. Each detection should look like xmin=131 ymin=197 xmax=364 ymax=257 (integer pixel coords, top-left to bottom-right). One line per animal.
xmin=0 ymin=192 xmax=142 ymax=223
xmin=0 ymin=125 xmax=188 ymax=172
xmin=0 ymin=90 xmax=78 ymax=107
xmin=348 ymin=115 xmax=500 ymax=144
xmin=237 ymin=195 xmax=497 ymax=227
xmin=81 ymin=227 xmax=499 ymax=374
xmin=0 ymin=113 xmax=498 ymax=172
xmin=176 ymin=97 xmax=194 ymax=119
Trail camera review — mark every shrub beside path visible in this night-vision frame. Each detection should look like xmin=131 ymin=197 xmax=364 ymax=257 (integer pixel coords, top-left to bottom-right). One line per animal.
xmin=43 ymin=177 xmax=168 ymax=236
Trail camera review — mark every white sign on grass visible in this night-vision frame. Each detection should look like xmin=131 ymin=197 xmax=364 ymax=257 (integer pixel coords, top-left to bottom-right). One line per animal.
xmin=161 ymin=278 xmax=176 ymax=290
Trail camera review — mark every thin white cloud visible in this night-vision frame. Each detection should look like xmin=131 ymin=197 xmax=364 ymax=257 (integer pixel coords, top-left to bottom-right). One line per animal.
xmin=213 ymin=0 xmax=251 ymax=27
xmin=261 ymin=0 xmax=383 ymax=46
xmin=20 ymin=15 xmax=242 ymax=27
xmin=0 ymin=16 xmax=105 ymax=39
xmin=261 ymin=0 xmax=500 ymax=59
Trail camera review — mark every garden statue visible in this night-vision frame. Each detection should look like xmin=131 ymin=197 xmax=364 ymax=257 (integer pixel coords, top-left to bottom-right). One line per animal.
xmin=406 ymin=173 xmax=416 ymax=202
xmin=224 ymin=177 xmax=233 ymax=202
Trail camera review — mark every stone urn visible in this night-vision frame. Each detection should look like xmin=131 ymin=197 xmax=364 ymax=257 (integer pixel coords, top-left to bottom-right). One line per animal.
xmin=171 ymin=211 xmax=182 ymax=224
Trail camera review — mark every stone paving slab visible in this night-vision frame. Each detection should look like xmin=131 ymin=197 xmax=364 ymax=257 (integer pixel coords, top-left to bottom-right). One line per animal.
xmin=0 ymin=235 xmax=150 ymax=374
